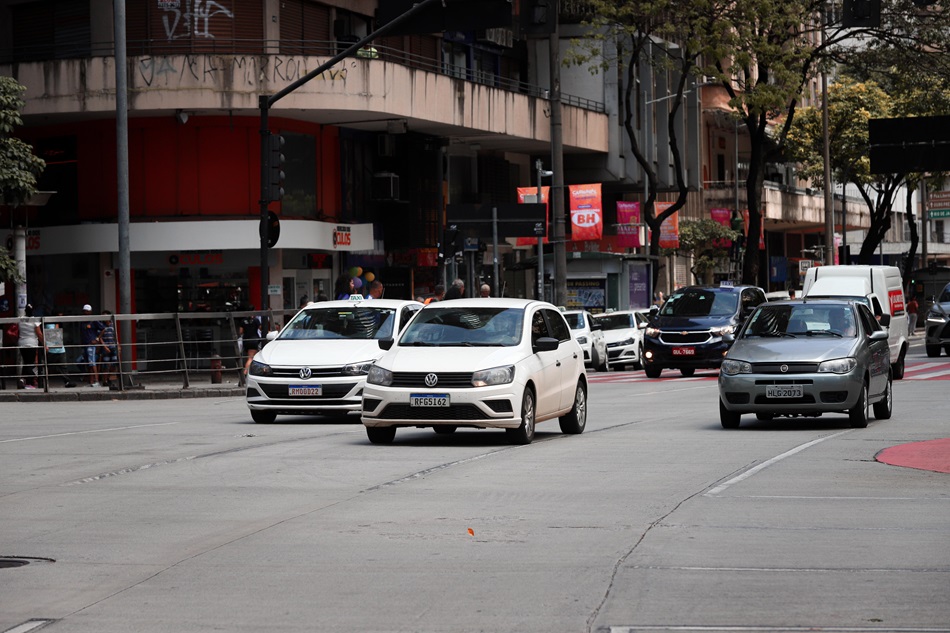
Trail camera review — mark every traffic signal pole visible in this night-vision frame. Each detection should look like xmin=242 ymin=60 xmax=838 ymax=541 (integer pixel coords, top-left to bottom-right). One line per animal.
xmin=257 ymin=0 xmax=444 ymax=323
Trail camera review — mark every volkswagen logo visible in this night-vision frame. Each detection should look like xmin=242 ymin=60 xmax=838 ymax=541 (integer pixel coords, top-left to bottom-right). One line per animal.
xmin=424 ymin=373 xmax=439 ymax=387
xmin=299 ymin=367 xmax=312 ymax=380
xmin=780 ymin=364 xmax=789 ymax=373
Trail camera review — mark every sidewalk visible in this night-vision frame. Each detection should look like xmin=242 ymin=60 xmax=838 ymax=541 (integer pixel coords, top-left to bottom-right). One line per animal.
xmin=0 ymin=374 xmax=244 ymax=402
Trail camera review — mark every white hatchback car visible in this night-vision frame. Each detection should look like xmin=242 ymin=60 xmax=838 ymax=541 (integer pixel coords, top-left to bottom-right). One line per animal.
xmin=245 ymin=298 xmax=423 ymax=423
xmin=361 ymin=298 xmax=588 ymax=445
xmin=593 ymin=309 xmax=651 ymax=370
xmin=561 ymin=309 xmax=608 ymax=371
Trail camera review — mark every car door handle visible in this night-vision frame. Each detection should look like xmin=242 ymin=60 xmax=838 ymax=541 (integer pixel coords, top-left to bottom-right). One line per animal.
xmin=556 ymin=360 xmax=562 ymax=367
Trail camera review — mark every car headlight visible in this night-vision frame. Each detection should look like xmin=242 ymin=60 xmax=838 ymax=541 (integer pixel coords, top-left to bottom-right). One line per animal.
xmin=343 ymin=360 xmax=375 ymax=376
xmin=927 ymin=310 xmax=948 ymax=322
xmin=645 ymin=327 xmax=661 ymax=337
xmin=471 ymin=365 xmax=515 ymax=387
xmin=721 ymin=359 xmax=751 ymax=375
xmin=619 ymin=337 xmax=636 ymax=346
xmin=366 ymin=364 xmax=393 ymax=386
xmin=818 ymin=358 xmax=857 ymax=374
xmin=576 ymin=336 xmax=588 ymax=345
xmin=711 ymin=325 xmax=735 ymax=336
xmin=248 ymin=360 xmax=273 ymax=377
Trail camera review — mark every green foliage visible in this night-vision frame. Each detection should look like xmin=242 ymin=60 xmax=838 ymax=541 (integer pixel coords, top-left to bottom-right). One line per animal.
xmin=1 ymin=76 xmax=44 ymax=283
xmin=664 ymin=219 xmax=741 ymax=283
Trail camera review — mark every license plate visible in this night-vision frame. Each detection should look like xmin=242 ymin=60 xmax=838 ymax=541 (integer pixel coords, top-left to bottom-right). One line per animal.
xmin=289 ymin=384 xmax=322 ymax=396
xmin=672 ymin=347 xmax=695 ymax=356
xmin=410 ymin=394 xmax=449 ymax=407
xmin=766 ymin=385 xmax=803 ymax=398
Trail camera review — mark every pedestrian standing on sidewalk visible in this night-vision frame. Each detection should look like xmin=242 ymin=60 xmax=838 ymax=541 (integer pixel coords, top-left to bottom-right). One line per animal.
xmin=79 ymin=304 xmax=105 ymax=387
xmin=44 ymin=311 xmax=77 ymax=388
xmin=17 ymin=304 xmax=43 ymax=389
xmin=97 ymin=311 xmax=118 ymax=388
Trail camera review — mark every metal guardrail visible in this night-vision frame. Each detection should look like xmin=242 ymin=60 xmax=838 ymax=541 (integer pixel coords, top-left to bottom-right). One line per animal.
xmin=0 ymin=309 xmax=301 ymax=394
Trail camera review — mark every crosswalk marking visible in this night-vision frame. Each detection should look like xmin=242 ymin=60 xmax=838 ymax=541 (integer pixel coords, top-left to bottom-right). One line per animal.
xmin=588 ymin=360 xmax=950 ymax=383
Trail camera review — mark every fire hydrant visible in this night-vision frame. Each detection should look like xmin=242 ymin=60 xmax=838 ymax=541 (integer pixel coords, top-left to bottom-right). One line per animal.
xmin=210 ymin=352 xmax=223 ymax=384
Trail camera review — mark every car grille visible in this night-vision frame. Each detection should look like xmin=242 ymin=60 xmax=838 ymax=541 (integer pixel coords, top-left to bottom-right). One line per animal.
xmin=607 ymin=349 xmax=625 ymax=359
xmin=258 ymin=382 xmax=357 ymax=399
xmin=659 ymin=332 xmax=711 ymax=345
xmin=606 ymin=341 xmax=627 ymax=348
xmin=751 ymin=363 xmax=819 ymax=374
xmin=271 ymin=366 xmax=348 ymax=378
xmin=377 ymin=404 xmax=490 ymax=420
xmin=753 ymin=379 xmax=814 ymax=385
xmin=485 ymin=399 xmax=513 ymax=413
xmin=390 ymin=372 xmax=474 ymax=388
xmin=754 ymin=394 xmax=816 ymax=404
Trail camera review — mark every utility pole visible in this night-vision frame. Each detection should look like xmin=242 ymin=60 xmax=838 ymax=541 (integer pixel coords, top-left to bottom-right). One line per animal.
xmin=549 ymin=18 xmax=566 ymax=306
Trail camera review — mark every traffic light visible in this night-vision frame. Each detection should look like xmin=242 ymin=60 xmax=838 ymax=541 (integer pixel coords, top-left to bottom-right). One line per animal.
xmin=842 ymin=0 xmax=880 ymax=27
xmin=266 ymin=133 xmax=285 ymax=202
xmin=929 ymin=259 xmax=938 ymax=275
xmin=260 ymin=210 xmax=280 ymax=248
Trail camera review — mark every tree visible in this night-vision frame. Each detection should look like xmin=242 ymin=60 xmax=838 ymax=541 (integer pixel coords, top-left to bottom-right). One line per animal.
xmin=1 ymin=76 xmax=45 ymax=284
xmin=667 ymin=218 xmax=741 ymax=284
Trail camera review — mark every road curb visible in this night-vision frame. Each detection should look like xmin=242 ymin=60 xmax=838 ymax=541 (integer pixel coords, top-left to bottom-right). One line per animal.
xmin=0 ymin=387 xmax=245 ymax=402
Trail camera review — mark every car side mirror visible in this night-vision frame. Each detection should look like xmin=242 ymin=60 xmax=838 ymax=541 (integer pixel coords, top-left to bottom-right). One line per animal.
xmin=869 ymin=330 xmax=888 ymax=342
xmin=637 ymin=321 xmax=647 ymax=330
xmin=878 ymin=314 xmax=891 ymax=327
xmin=378 ymin=338 xmax=394 ymax=351
xmin=533 ymin=336 xmax=559 ymax=353
xmin=591 ymin=321 xmax=603 ymax=331
xmin=266 ymin=330 xmax=278 ymax=341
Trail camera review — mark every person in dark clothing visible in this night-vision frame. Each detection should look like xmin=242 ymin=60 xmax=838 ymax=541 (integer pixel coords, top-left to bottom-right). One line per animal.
xmin=79 ymin=304 xmax=106 ymax=387
xmin=444 ymin=279 xmax=465 ymax=300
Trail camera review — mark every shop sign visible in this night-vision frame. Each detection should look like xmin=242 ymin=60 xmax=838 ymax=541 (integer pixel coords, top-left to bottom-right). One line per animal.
xmin=566 ymin=278 xmax=606 ymax=311
xmin=168 ymin=252 xmax=224 ymax=266
xmin=268 ymin=284 xmax=282 ymax=296
xmin=4 ymin=229 xmax=41 ymax=252
xmin=417 ymin=248 xmax=439 ymax=267
xmin=332 ymin=225 xmax=352 ymax=248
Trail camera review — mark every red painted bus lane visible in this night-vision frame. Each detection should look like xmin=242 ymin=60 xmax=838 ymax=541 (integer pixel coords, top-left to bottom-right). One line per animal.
xmin=876 ymin=438 xmax=950 ymax=474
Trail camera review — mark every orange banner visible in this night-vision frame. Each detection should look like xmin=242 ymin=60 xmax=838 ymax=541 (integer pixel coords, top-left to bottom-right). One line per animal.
xmin=569 ymin=184 xmax=603 ymax=242
xmin=515 ymin=186 xmax=550 ymax=246
xmin=657 ymin=201 xmax=679 ymax=249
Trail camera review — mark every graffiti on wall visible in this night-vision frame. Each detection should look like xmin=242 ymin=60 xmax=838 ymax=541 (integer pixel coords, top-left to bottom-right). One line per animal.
xmin=159 ymin=0 xmax=234 ymax=41
xmin=137 ymin=55 xmax=348 ymax=88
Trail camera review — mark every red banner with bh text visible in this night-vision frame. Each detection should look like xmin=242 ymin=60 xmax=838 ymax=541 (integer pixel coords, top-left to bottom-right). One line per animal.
xmin=569 ymin=184 xmax=603 ymax=241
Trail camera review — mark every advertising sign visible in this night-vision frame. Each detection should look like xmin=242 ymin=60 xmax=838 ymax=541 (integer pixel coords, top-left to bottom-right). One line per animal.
xmin=628 ymin=262 xmax=652 ymax=309
xmin=617 ymin=201 xmax=641 ymax=248
xmin=710 ymin=207 xmax=733 ymax=248
xmin=656 ymin=201 xmax=679 ymax=249
xmin=569 ymin=184 xmax=603 ymax=242
xmin=566 ymin=278 xmax=606 ymax=312
xmin=515 ymin=187 xmax=550 ymax=246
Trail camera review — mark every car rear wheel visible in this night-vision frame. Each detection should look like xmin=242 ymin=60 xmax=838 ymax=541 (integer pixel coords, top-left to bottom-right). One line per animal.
xmin=680 ymin=368 xmax=695 ymax=377
xmin=507 ymin=387 xmax=536 ymax=445
xmin=926 ymin=344 xmax=942 ymax=358
xmin=594 ymin=349 xmax=608 ymax=372
xmin=251 ymin=410 xmax=276 ymax=424
xmin=720 ymin=399 xmax=741 ymax=429
xmin=559 ymin=380 xmax=587 ymax=434
xmin=644 ymin=365 xmax=662 ymax=378
xmin=872 ymin=373 xmax=893 ymax=420
xmin=433 ymin=426 xmax=457 ymax=435
xmin=366 ymin=426 xmax=397 ymax=444
xmin=849 ymin=381 xmax=869 ymax=428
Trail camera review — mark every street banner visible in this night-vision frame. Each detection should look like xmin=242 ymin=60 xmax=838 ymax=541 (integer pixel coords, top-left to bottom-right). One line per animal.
xmin=617 ymin=201 xmax=641 ymax=247
xmin=515 ymin=186 xmax=549 ymax=246
xmin=657 ymin=201 xmax=679 ymax=249
xmin=742 ymin=209 xmax=766 ymax=249
xmin=569 ymin=184 xmax=603 ymax=241
xmin=710 ymin=207 xmax=732 ymax=248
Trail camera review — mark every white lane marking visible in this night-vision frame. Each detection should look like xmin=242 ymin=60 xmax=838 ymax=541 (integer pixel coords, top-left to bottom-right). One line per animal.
xmin=608 ymin=626 xmax=950 ymax=632
xmin=905 ymin=367 xmax=950 ymax=380
xmin=705 ymin=430 xmax=852 ymax=497
xmin=0 ymin=421 xmax=180 ymax=444
xmin=3 ymin=620 xmax=56 ymax=633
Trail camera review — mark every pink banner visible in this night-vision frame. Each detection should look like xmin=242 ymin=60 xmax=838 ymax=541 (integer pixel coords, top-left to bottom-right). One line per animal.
xmin=617 ymin=201 xmax=641 ymax=247
xmin=569 ymin=184 xmax=603 ymax=242
xmin=515 ymin=186 xmax=549 ymax=246
xmin=710 ymin=207 xmax=732 ymax=248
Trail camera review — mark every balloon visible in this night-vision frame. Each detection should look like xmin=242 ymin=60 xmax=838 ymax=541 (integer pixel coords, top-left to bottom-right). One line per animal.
xmin=348 ymin=266 xmax=359 ymax=278
xmin=352 ymin=277 xmax=363 ymax=289
xmin=364 ymin=272 xmax=375 ymax=282
xmin=355 ymin=266 xmax=363 ymax=276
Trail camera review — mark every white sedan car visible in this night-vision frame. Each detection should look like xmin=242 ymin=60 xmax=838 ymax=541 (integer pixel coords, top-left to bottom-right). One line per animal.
xmin=361 ymin=298 xmax=588 ymax=445
xmin=245 ymin=298 xmax=423 ymax=423
xmin=593 ymin=309 xmax=651 ymax=370
xmin=561 ymin=309 xmax=608 ymax=371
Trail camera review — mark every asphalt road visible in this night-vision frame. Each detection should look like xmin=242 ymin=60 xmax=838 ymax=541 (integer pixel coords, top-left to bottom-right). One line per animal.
xmin=1 ymin=345 xmax=948 ymax=633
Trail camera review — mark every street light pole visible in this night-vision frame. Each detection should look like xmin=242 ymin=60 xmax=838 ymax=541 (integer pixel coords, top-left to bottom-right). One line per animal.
xmin=535 ymin=160 xmax=553 ymax=301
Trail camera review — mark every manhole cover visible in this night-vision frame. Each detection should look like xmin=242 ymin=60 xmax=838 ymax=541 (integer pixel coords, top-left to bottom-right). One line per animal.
xmin=0 ymin=557 xmax=54 ymax=569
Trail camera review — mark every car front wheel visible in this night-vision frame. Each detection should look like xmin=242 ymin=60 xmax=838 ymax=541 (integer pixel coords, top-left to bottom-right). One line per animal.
xmin=680 ymin=368 xmax=695 ymax=377
xmin=366 ymin=426 xmax=397 ymax=444
xmin=559 ymin=380 xmax=587 ymax=434
xmin=926 ymin=344 xmax=942 ymax=358
xmin=644 ymin=365 xmax=662 ymax=378
xmin=251 ymin=409 xmax=276 ymax=424
xmin=720 ymin=399 xmax=741 ymax=429
xmin=872 ymin=373 xmax=893 ymax=420
xmin=507 ymin=387 xmax=536 ymax=445
xmin=849 ymin=381 xmax=869 ymax=428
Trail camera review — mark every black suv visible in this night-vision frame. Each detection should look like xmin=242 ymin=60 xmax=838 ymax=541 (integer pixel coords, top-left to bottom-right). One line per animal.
xmin=642 ymin=284 xmax=766 ymax=378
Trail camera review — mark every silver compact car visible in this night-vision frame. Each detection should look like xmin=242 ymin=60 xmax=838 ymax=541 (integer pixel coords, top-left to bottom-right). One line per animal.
xmin=925 ymin=282 xmax=950 ymax=357
xmin=245 ymin=298 xmax=423 ymax=423
xmin=361 ymin=298 xmax=588 ymax=445
xmin=718 ymin=299 xmax=892 ymax=429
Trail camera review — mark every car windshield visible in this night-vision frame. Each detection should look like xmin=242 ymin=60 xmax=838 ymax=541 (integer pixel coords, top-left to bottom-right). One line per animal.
xmin=399 ymin=307 xmax=524 ymax=347
xmin=660 ymin=289 xmax=738 ymax=317
xmin=742 ymin=304 xmax=857 ymax=338
xmin=596 ymin=313 xmax=634 ymax=330
xmin=563 ymin=313 xmax=585 ymax=330
xmin=278 ymin=306 xmax=396 ymax=340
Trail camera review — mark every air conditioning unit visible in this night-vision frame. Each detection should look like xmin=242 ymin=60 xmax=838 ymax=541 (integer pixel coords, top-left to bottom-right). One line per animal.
xmin=373 ymin=172 xmax=400 ymax=200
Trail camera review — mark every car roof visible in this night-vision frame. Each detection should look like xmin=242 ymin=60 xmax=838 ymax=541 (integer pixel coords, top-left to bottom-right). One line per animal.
xmin=673 ymin=284 xmax=761 ymax=294
xmin=593 ymin=308 xmax=649 ymax=315
xmin=301 ymin=298 xmax=423 ymax=309
xmin=420 ymin=297 xmax=555 ymax=309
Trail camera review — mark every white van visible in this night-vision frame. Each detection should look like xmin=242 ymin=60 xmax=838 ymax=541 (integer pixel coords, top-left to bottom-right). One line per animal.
xmin=802 ymin=265 xmax=908 ymax=378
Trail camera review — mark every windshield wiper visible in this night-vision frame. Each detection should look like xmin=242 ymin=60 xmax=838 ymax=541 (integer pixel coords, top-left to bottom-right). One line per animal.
xmin=804 ymin=329 xmax=842 ymax=338
xmin=406 ymin=341 xmax=433 ymax=346
xmin=754 ymin=331 xmax=796 ymax=338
